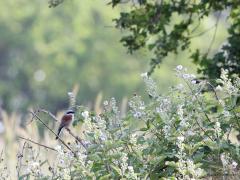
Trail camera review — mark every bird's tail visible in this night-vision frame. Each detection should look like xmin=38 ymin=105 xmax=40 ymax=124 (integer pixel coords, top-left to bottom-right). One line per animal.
xmin=55 ymin=126 xmax=63 ymax=140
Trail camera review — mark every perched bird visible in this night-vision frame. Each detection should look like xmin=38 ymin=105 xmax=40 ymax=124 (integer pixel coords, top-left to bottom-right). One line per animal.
xmin=56 ymin=109 xmax=75 ymax=140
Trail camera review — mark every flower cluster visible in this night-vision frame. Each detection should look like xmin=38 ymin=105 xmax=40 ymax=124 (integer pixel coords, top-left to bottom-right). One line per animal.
xmin=129 ymin=95 xmax=146 ymax=119
xmin=13 ymin=66 xmax=240 ymax=179
xmin=141 ymin=72 xmax=158 ymax=98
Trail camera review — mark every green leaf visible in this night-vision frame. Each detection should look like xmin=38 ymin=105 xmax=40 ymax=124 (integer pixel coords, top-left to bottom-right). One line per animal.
xmin=19 ymin=174 xmax=30 ymax=180
xmin=99 ymin=174 xmax=112 ymax=180
xmin=110 ymin=165 xmax=122 ymax=176
xmin=165 ymin=161 xmax=178 ymax=168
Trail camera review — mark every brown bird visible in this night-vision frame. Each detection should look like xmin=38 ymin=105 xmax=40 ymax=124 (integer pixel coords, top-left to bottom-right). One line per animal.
xmin=56 ymin=110 xmax=74 ymax=140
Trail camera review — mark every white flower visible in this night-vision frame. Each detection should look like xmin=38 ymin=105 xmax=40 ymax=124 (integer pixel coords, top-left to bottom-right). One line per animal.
xmin=82 ymin=110 xmax=89 ymax=119
xmin=103 ymin=100 xmax=108 ymax=106
xmin=121 ymin=153 xmax=128 ymax=174
xmin=182 ymin=73 xmax=190 ymax=79
xmin=219 ymin=69 xmax=237 ymax=95
xmin=140 ymin=72 xmax=148 ymax=78
xmin=133 ymin=111 xmax=143 ymax=118
xmin=177 ymin=136 xmax=185 ymax=142
xmin=130 ymin=134 xmax=137 ymax=145
xmin=55 ymin=145 xmax=61 ymax=151
xmin=177 ymin=105 xmax=184 ymax=120
xmin=216 ymin=85 xmax=222 ymax=91
xmin=185 ymin=130 xmax=195 ymax=136
xmin=215 ymin=121 xmax=222 ymax=137
xmin=128 ymin=166 xmax=134 ymax=172
xmin=232 ymin=161 xmax=238 ymax=169
xmin=25 ymin=167 xmax=31 ymax=174
xmin=99 ymin=133 xmax=107 ymax=141
xmin=180 ymin=119 xmax=189 ymax=128
xmin=142 ymin=75 xmax=158 ymax=98
xmin=129 ymin=95 xmax=146 ymax=119
xmin=163 ymin=125 xmax=171 ymax=138
xmin=223 ymin=110 xmax=230 ymax=117
xmin=55 ymin=145 xmax=64 ymax=154
xmin=176 ymin=83 xmax=184 ymax=90
xmin=191 ymin=80 xmax=197 ymax=84
xmin=68 ymin=92 xmax=73 ymax=96
xmin=195 ymin=168 xmax=205 ymax=177
xmin=155 ymin=107 xmax=161 ymax=113
xmin=122 ymin=153 xmax=128 ymax=164
xmin=176 ymin=65 xmax=183 ymax=71
xmin=26 ymin=161 xmax=41 ymax=175
xmin=63 ymin=169 xmax=71 ymax=180
xmin=127 ymin=166 xmax=138 ymax=179
xmin=30 ymin=162 xmax=40 ymax=169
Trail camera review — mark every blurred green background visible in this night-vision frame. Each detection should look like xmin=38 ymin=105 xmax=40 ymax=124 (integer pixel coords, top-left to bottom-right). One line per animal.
xmin=0 ymin=0 xmax=228 ymax=113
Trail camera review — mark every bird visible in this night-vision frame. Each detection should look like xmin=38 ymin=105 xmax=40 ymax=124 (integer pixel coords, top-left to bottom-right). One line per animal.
xmin=56 ymin=109 xmax=75 ymax=140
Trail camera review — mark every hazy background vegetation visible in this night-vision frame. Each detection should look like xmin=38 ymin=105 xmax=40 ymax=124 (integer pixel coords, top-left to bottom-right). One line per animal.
xmin=0 ymin=0 xmax=228 ymax=114
xmin=0 ymin=1 xmax=239 ymax=178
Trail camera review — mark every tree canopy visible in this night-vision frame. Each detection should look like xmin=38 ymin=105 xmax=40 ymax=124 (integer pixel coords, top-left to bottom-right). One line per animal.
xmin=108 ymin=0 xmax=240 ymax=79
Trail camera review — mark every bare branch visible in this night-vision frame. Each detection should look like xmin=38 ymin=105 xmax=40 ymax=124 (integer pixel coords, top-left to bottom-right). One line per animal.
xmin=16 ymin=142 xmax=26 ymax=178
xmin=26 ymin=108 xmax=58 ymax=126
xmin=206 ymin=81 xmax=220 ymax=102
xmin=206 ymin=11 xmax=221 ymax=56
xmin=66 ymin=128 xmax=87 ymax=150
xmin=17 ymin=136 xmax=57 ymax=152
xmin=37 ymin=109 xmax=58 ymax=121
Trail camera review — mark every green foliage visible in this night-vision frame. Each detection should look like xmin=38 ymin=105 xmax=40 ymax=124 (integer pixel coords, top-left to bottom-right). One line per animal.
xmin=10 ymin=67 xmax=240 ymax=179
xmin=48 ymin=0 xmax=64 ymax=8
xmin=110 ymin=0 xmax=240 ymax=78
xmin=194 ymin=6 xmax=240 ymax=79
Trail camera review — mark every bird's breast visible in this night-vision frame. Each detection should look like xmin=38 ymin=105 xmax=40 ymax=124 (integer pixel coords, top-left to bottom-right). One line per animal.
xmin=62 ymin=114 xmax=73 ymax=125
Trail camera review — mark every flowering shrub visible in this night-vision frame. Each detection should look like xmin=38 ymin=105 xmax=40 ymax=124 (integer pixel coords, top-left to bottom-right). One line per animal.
xmin=12 ymin=67 xmax=240 ymax=179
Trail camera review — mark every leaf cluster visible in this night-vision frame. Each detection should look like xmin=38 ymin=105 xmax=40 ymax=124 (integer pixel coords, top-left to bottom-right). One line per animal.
xmin=110 ymin=0 xmax=240 ymax=78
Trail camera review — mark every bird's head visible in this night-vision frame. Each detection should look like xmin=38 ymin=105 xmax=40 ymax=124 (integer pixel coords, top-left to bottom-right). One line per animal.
xmin=66 ymin=109 xmax=75 ymax=115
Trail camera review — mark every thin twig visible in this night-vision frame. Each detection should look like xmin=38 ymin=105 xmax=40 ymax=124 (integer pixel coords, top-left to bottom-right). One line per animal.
xmin=37 ymin=109 xmax=58 ymax=121
xmin=206 ymin=82 xmax=220 ymax=102
xmin=189 ymin=24 xmax=217 ymax=38
xmin=195 ymin=118 xmax=214 ymax=141
xmin=206 ymin=11 xmax=221 ymax=55
xmin=17 ymin=136 xmax=57 ymax=152
xmin=66 ymin=128 xmax=87 ymax=150
xmin=190 ymin=19 xmax=201 ymax=34
xmin=26 ymin=108 xmax=58 ymax=126
xmin=16 ymin=142 xmax=27 ymax=178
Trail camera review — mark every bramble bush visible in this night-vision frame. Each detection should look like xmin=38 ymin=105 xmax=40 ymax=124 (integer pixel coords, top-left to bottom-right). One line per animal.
xmin=1 ymin=66 xmax=240 ymax=179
